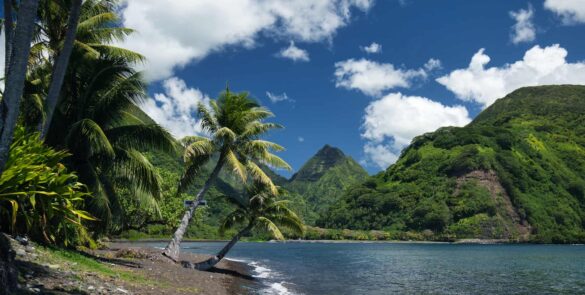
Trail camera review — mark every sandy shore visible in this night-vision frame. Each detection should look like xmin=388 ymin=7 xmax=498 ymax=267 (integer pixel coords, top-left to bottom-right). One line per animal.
xmin=11 ymin=236 xmax=256 ymax=294
xmin=102 ymin=242 xmax=256 ymax=294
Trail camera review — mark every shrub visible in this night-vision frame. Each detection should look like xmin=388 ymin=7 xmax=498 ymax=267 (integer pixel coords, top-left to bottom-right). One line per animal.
xmin=0 ymin=129 xmax=95 ymax=247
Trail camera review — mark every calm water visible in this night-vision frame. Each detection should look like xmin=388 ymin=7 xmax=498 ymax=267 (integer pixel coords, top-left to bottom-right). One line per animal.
xmin=144 ymin=242 xmax=585 ymax=294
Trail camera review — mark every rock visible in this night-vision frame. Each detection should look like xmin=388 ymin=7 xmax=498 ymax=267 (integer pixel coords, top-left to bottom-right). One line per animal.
xmin=116 ymin=287 xmax=129 ymax=293
xmin=46 ymin=264 xmax=60 ymax=269
xmin=88 ymin=285 xmax=95 ymax=290
xmin=25 ymin=246 xmax=35 ymax=253
xmin=15 ymin=248 xmax=26 ymax=257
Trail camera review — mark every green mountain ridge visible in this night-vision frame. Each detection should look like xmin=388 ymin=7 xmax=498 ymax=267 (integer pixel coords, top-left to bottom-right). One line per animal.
xmin=319 ymin=85 xmax=585 ymax=243
xmin=122 ymin=143 xmax=368 ymax=238
xmin=284 ymin=145 xmax=369 ymax=224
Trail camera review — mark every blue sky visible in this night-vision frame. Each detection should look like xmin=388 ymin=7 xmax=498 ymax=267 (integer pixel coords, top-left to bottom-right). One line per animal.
xmin=116 ymin=0 xmax=585 ymax=176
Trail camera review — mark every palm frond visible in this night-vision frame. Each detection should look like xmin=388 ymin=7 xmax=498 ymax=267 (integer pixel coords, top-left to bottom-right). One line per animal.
xmin=183 ymin=137 xmax=215 ymax=161
xmin=111 ymin=148 xmax=162 ymax=201
xmin=198 ymin=102 xmax=218 ymax=133
xmin=106 ymin=124 xmax=177 ymax=154
xmin=246 ymin=161 xmax=277 ymax=195
xmin=256 ymin=217 xmax=285 ymax=240
xmin=66 ymin=119 xmax=115 ymax=160
xmin=225 ymin=149 xmax=247 ymax=183
xmin=219 ymin=209 xmax=248 ymax=236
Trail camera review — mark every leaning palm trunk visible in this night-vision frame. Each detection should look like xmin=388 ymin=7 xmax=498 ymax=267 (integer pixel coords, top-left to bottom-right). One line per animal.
xmin=40 ymin=0 xmax=82 ymax=138
xmin=162 ymin=157 xmax=225 ymax=261
xmin=186 ymin=224 xmax=253 ymax=271
xmin=0 ymin=0 xmax=40 ymax=175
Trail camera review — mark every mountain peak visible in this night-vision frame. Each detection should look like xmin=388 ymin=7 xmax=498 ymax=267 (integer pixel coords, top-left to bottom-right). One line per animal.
xmin=290 ymin=145 xmax=351 ymax=182
xmin=315 ymin=144 xmax=345 ymax=160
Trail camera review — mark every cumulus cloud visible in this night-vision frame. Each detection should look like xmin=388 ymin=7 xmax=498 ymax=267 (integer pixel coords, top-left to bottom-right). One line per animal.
xmin=298 ymin=136 xmax=305 ymax=142
xmin=266 ymin=91 xmax=291 ymax=103
xmin=436 ymin=44 xmax=585 ymax=108
xmin=424 ymin=58 xmax=442 ymax=71
xmin=361 ymin=42 xmax=382 ymax=54
xmin=510 ymin=5 xmax=536 ymax=44
xmin=362 ymin=92 xmax=471 ymax=169
xmin=544 ymin=0 xmax=585 ymax=24
xmin=118 ymin=0 xmax=374 ymax=81
xmin=140 ymin=77 xmax=210 ymax=139
xmin=334 ymin=58 xmax=427 ymax=96
xmin=277 ymin=42 xmax=309 ymax=62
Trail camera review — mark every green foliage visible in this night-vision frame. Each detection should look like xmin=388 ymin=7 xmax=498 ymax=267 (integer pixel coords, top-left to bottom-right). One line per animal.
xmin=286 ymin=145 xmax=369 ymax=224
xmin=0 ymin=129 xmax=94 ymax=247
xmin=34 ymin=0 xmax=177 ymax=233
xmin=322 ymin=85 xmax=585 ymax=243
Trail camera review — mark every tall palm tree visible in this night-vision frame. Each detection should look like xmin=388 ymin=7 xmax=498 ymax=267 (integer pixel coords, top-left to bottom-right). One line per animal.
xmin=163 ymin=90 xmax=291 ymax=261
xmin=45 ymin=57 xmax=176 ymax=232
xmin=40 ymin=0 xmax=82 ymax=138
xmin=0 ymin=0 xmax=41 ymax=175
xmin=186 ymin=183 xmax=304 ymax=271
xmin=25 ymin=0 xmax=143 ymax=130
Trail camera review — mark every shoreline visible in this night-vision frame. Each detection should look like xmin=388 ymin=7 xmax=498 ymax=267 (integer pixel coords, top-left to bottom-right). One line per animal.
xmin=113 ymin=238 xmax=530 ymax=245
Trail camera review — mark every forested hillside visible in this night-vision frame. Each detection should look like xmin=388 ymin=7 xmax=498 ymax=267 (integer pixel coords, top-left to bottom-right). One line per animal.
xmin=319 ymin=85 xmax=585 ymax=243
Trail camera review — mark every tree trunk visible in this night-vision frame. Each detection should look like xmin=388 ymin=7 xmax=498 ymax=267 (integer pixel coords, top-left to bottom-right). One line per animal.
xmin=0 ymin=0 xmax=40 ymax=176
xmin=40 ymin=0 xmax=82 ymax=138
xmin=3 ymin=0 xmax=13 ymax=75
xmin=188 ymin=224 xmax=253 ymax=271
xmin=162 ymin=155 xmax=226 ymax=261
xmin=0 ymin=0 xmax=14 ymax=137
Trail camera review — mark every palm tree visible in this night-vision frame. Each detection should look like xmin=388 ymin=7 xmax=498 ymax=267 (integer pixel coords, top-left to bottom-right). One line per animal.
xmin=186 ymin=183 xmax=304 ymax=271
xmin=0 ymin=0 xmax=40 ymax=175
xmin=44 ymin=57 xmax=176 ymax=232
xmin=163 ymin=90 xmax=291 ymax=261
xmin=40 ymin=0 xmax=82 ymax=138
xmin=27 ymin=0 xmax=143 ymax=131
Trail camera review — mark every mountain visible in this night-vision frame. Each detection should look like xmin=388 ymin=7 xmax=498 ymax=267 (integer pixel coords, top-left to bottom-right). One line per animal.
xmin=285 ymin=145 xmax=369 ymax=224
xmin=319 ymin=85 xmax=585 ymax=243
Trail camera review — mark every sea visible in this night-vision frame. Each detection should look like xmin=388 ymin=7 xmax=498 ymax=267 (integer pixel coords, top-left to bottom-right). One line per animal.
xmin=144 ymin=241 xmax=585 ymax=295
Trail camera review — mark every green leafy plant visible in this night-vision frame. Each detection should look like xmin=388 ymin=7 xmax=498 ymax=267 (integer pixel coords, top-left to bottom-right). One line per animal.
xmin=0 ymin=129 xmax=95 ymax=247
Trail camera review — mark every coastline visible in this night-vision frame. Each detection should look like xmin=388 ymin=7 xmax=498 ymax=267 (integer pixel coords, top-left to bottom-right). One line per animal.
xmin=115 ymin=238 xmax=519 ymax=245
xmin=9 ymin=233 xmax=255 ymax=295
xmin=107 ymin=242 xmax=256 ymax=294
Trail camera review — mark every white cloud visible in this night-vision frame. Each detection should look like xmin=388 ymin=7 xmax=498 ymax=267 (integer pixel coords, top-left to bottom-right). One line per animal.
xmin=437 ymin=44 xmax=585 ymax=108
xmin=361 ymin=42 xmax=382 ymax=54
xmin=140 ymin=77 xmax=210 ymax=139
xmin=510 ymin=5 xmax=536 ymax=44
xmin=298 ymin=136 xmax=305 ymax=142
xmin=424 ymin=58 xmax=442 ymax=71
xmin=362 ymin=92 xmax=471 ymax=169
xmin=363 ymin=143 xmax=398 ymax=169
xmin=266 ymin=91 xmax=291 ymax=103
xmin=544 ymin=0 xmax=585 ymax=24
xmin=118 ymin=0 xmax=374 ymax=81
xmin=334 ymin=58 xmax=427 ymax=96
xmin=277 ymin=41 xmax=309 ymax=62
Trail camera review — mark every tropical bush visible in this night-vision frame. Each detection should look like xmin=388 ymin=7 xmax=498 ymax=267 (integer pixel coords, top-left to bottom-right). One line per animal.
xmin=0 ymin=129 xmax=95 ymax=247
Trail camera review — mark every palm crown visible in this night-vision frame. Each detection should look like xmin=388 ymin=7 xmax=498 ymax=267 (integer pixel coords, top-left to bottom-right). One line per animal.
xmin=221 ymin=183 xmax=305 ymax=240
xmin=179 ymin=90 xmax=291 ymax=195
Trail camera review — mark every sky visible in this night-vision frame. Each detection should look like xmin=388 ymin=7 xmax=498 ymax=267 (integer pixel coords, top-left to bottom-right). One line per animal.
xmin=5 ymin=0 xmax=585 ymax=176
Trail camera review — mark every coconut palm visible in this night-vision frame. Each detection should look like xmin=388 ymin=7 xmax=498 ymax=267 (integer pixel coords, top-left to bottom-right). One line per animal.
xmin=163 ymin=90 xmax=291 ymax=261
xmin=44 ymin=57 xmax=176 ymax=233
xmin=0 ymin=0 xmax=41 ymax=175
xmin=187 ymin=183 xmax=304 ymax=271
xmin=40 ymin=0 xmax=82 ymax=138
xmin=26 ymin=0 xmax=144 ymax=131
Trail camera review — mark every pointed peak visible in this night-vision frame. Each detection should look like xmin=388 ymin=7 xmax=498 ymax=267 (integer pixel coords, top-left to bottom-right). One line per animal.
xmin=316 ymin=144 xmax=345 ymax=159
